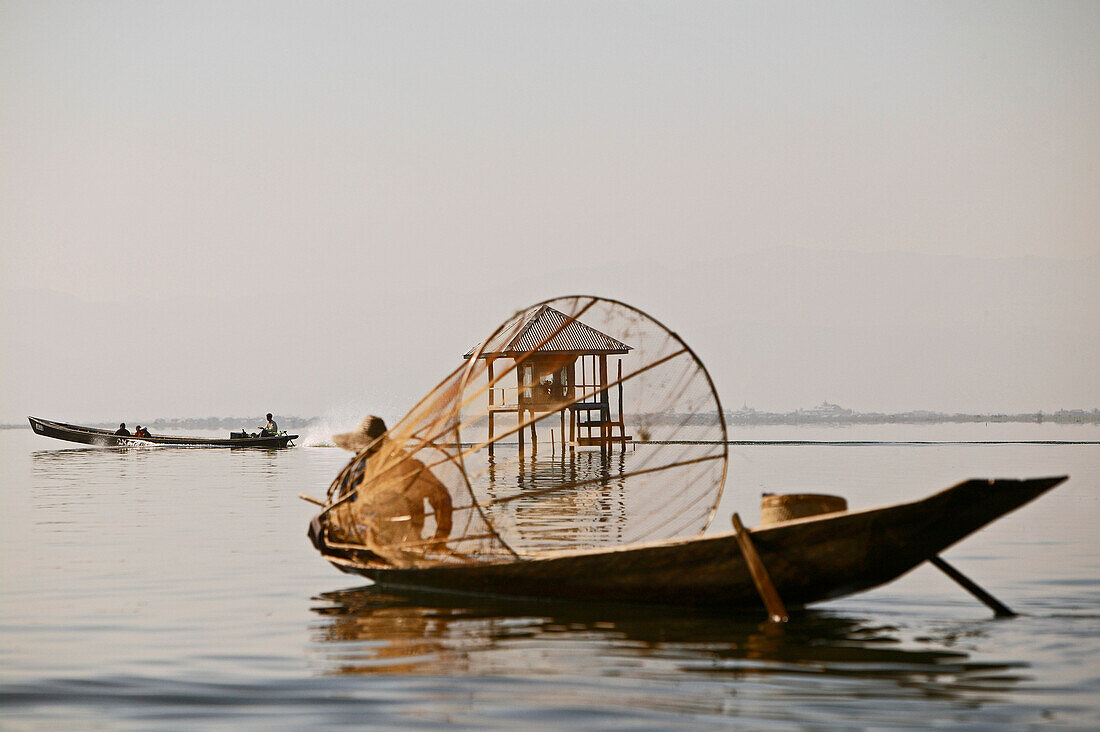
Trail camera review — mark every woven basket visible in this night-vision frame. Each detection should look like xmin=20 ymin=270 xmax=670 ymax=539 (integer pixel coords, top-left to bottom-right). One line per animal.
xmin=759 ymin=493 xmax=847 ymax=525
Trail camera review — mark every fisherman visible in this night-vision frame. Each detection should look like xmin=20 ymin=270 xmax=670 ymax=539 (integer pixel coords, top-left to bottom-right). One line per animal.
xmin=260 ymin=413 xmax=278 ymax=437
xmin=330 ymin=415 xmax=453 ymax=550
xmin=134 ymin=425 xmax=150 ymax=438
xmin=114 ymin=423 xmax=130 ymax=436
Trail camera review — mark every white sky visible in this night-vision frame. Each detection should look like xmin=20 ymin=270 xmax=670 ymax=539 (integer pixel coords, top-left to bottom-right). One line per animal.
xmin=2 ymin=1 xmax=1097 ymax=424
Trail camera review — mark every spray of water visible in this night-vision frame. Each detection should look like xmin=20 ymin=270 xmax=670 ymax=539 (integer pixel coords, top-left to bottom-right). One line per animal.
xmin=300 ymin=401 xmax=405 ymax=447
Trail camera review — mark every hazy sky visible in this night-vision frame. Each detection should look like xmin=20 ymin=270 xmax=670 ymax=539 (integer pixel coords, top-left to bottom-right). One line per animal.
xmin=2 ymin=1 xmax=1097 ymax=424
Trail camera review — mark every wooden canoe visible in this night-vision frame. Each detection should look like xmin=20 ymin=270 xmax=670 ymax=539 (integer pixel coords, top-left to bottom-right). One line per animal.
xmin=311 ymin=476 xmax=1066 ymax=609
xmin=28 ymin=416 xmax=298 ymax=449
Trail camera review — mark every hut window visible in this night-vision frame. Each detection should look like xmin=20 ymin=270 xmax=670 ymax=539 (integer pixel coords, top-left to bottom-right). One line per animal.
xmin=522 ymin=365 xmax=533 ymax=400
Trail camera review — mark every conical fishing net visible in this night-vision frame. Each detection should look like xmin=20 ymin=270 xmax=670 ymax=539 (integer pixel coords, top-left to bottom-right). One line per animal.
xmin=318 ymin=296 xmax=728 ymax=568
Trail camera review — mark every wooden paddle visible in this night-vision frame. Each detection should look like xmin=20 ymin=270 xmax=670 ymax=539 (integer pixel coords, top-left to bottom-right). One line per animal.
xmin=929 ymin=555 xmax=1016 ymax=617
xmin=732 ymin=513 xmax=789 ymax=623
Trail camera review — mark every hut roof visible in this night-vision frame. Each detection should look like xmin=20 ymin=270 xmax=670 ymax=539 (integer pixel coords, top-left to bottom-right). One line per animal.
xmin=465 ymin=305 xmax=632 ymax=359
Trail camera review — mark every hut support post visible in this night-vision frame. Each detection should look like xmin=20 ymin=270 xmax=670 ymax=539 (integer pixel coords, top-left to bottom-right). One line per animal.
xmin=731 ymin=513 xmax=789 ymax=623
xmin=617 ymin=360 xmax=624 ymax=448
xmin=599 ymin=355 xmax=609 ymax=455
xmin=487 ymin=361 xmax=495 ymax=456
xmin=929 ymin=556 xmax=1016 ymax=618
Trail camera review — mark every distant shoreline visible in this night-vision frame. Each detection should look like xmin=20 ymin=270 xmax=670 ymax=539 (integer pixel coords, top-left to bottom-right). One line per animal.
xmin=1 ymin=416 xmax=318 ymax=431
xmin=721 ymin=409 xmax=1099 ymax=426
xmin=4 ymin=409 xmax=1097 ymax=430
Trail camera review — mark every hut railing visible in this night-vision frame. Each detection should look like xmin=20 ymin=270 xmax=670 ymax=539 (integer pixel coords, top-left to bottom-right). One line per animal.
xmin=489 ymin=386 xmax=519 ymax=410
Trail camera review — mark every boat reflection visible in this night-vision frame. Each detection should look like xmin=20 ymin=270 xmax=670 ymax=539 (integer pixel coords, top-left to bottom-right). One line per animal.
xmin=309 ymin=584 xmax=1025 ymax=704
xmin=31 ymin=446 xmax=159 ymax=478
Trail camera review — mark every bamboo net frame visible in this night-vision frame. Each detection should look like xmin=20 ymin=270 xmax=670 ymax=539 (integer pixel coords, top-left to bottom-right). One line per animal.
xmin=316 ymin=296 xmax=729 ymax=568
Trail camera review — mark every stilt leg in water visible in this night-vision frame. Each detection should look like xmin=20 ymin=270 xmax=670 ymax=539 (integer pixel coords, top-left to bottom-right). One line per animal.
xmin=929 ymin=555 xmax=1016 ymax=618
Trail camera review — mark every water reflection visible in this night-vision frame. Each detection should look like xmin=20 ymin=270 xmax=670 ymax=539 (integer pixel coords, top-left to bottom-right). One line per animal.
xmin=310 ymin=585 xmax=1025 ymax=708
xmin=456 ymin=438 xmax=726 ymax=555
xmin=475 ymin=450 xmax=631 ymax=551
xmin=32 ymin=446 xmax=157 ymax=463
xmin=31 ymin=445 xmax=292 ymax=474
xmin=28 ymin=445 xmax=298 ymax=527
xmin=31 ymin=448 xmax=158 ymax=499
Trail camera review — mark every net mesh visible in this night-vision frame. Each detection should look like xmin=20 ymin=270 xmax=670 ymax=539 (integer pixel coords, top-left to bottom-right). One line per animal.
xmin=318 ymin=296 xmax=728 ymax=568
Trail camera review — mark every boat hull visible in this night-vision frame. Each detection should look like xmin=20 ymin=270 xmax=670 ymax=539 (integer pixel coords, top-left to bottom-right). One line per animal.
xmin=314 ymin=476 xmax=1066 ymax=608
xmin=28 ymin=416 xmax=297 ymax=449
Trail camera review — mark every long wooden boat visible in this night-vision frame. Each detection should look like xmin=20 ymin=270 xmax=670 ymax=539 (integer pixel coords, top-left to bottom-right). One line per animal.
xmin=309 ymin=476 xmax=1066 ymax=609
xmin=29 ymin=416 xmax=298 ymax=448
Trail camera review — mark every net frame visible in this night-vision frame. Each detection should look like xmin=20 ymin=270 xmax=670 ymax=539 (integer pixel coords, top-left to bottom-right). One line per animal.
xmin=317 ymin=295 xmax=729 ymax=567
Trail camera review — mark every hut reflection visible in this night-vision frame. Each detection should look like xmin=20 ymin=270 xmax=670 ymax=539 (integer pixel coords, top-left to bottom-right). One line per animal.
xmin=468 ymin=448 xmax=630 ymax=552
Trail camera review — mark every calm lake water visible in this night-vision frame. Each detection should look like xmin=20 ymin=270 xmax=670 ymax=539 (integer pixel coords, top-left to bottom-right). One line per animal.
xmin=1 ymin=423 xmax=1098 ymax=729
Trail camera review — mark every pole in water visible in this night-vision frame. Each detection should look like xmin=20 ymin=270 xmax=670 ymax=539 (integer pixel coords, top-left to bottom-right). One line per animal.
xmin=930 ymin=555 xmax=1016 ymax=618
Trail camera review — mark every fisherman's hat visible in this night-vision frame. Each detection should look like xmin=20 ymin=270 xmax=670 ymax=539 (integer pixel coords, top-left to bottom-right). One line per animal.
xmin=333 ymin=415 xmax=388 ymax=452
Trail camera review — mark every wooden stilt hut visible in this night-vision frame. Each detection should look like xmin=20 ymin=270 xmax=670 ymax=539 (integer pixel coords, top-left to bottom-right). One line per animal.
xmin=464 ymin=305 xmax=632 ymax=454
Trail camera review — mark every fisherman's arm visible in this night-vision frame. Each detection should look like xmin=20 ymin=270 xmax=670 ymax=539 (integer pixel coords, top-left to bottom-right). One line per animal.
xmin=405 ymin=464 xmax=452 ymax=544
